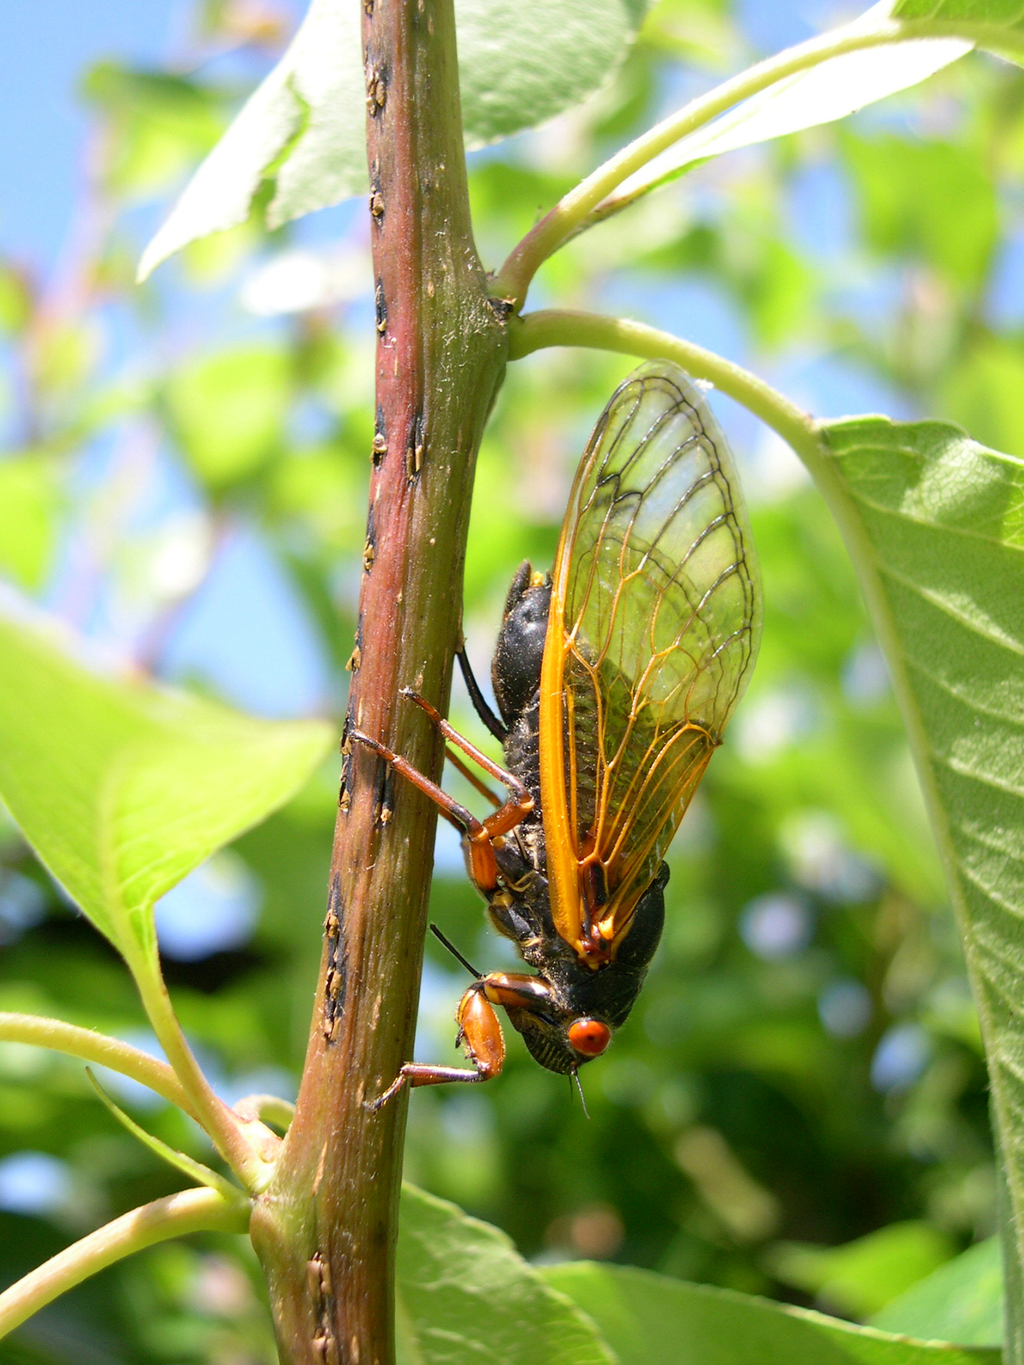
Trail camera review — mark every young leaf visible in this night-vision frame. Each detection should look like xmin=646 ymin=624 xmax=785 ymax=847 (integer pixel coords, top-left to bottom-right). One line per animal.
xmin=766 ymin=1221 xmax=955 ymax=1318
xmin=543 ymin=1262 xmax=1001 ymax=1365
xmin=0 ymin=455 xmax=60 ymax=590
xmin=871 ymin=1238 xmax=1003 ymax=1347
xmin=397 ymin=1184 xmax=615 ymax=1365
xmin=814 ymin=416 xmax=1024 ymax=1352
xmin=165 ymin=345 xmax=292 ymax=490
xmin=85 ymin=1068 xmax=240 ymax=1201
xmin=0 ymin=607 xmax=333 ymax=972
xmin=892 ymin=0 xmax=1024 ymax=65
xmin=139 ymin=0 xmax=651 ymax=279
xmin=604 ymin=6 xmax=969 ymax=216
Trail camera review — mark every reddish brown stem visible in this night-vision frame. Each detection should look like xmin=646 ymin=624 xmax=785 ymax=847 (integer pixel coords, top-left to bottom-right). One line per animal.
xmin=248 ymin=1 xmax=507 ymax=1361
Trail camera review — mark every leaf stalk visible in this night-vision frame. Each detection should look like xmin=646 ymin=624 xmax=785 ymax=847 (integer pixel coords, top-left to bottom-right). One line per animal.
xmin=0 ymin=1187 xmax=249 ymax=1340
xmin=493 ymin=19 xmax=953 ymax=305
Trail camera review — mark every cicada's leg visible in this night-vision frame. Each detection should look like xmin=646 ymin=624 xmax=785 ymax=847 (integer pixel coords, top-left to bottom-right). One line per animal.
xmin=399 ymin=688 xmax=533 ymax=841
xmin=349 ymin=725 xmax=510 ymax=894
xmin=370 ymin=973 xmax=557 ymax=1109
xmin=370 ymin=986 xmax=505 ymax=1109
xmin=444 ymin=744 xmax=501 ymax=809
xmin=456 ymin=643 xmax=508 ymax=742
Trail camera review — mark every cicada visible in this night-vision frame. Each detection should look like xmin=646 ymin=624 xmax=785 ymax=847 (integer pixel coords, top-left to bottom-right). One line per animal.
xmin=353 ymin=361 xmax=761 ymax=1104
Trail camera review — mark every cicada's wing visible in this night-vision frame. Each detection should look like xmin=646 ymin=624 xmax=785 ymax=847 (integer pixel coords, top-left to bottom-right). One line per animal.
xmin=538 ymin=363 xmax=762 ymax=962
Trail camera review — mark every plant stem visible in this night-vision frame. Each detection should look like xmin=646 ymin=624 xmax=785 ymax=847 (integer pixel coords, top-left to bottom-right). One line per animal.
xmin=509 ymin=309 xmax=818 ymax=464
xmin=0 ymin=1187 xmax=249 ymax=1339
xmin=127 ymin=946 xmax=276 ymax=1191
xmin=0 ymin=1011 xmax=194 ymax=1116
xmin=248 ymin=1 xmax=507 ymax=1361
xmin=492 ymin=19 xmax=938 ymax=306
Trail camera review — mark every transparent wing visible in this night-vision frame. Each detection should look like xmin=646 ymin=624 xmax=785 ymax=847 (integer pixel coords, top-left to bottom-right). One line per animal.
xmin=538 ymin=362 xmax=762 ymax=961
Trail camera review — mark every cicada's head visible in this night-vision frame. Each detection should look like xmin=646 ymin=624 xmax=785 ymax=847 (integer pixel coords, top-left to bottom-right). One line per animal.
xmin=506 ymin=1002 xmax=612 ymax=1076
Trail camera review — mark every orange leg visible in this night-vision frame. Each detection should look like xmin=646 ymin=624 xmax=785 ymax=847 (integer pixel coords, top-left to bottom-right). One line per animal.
xmin=399 ymin=688 xmax=532 ymax=840
xmin=445 ymin=745 xmax=501 ymax=809
xmin=370 ymin=973 xmax=556 ymax=1109
xmin=349 ymin=691 xmax=534 ymax=893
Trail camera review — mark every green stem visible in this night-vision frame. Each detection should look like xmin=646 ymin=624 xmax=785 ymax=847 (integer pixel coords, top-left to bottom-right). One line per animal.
xmin=493 ymin=19 xmax=949 ymax=305
xmin=0 ymin=1011 xmax=194 ymax=1116
xmin=509 ymin=309 xmax=818 ymax=465
xmin=0 ymin=1187 xmax=249 ymax=1339
xmin=234 ymin=1093 xmax=295 ymax=1132
xmin=126 ymin=946 xmax=274 ymax=1193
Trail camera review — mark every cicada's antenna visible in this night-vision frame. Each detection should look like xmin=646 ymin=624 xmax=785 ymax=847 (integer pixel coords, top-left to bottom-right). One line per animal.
xmin=571 ymin=1067 xmax=591 ymax=1120
xmin=429 ymin=923 xmax=482 ymax=979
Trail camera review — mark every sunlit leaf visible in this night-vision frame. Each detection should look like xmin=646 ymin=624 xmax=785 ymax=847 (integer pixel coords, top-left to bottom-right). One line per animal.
xmin=138 ymin=0 xmax=651 ymax=278
xmin=941 ymin=337 xmax=1024 ymax=459
xmin=604 ymin=6 xmax=969 ymax=215
xmin=843 ymin=133 xmax=998 ymax=290
xmin=892 ymin=0 xmax=1024 ymax=65
xmin=872 ymin=1237 xmax=1003 ymax=1346
xmin=0 ymin=456 xmax=60 ymax=590
xmin=81 ymin=63 xmax=226 ymax=200
xmin=543 ymin=1261 xmax=1001 ymax=1364
xmin=766 ymin=1221 xmax=955 ymax=1318
xmin=817 ymin=414 xmax=1024 ymax=1348
xmin=397 ymin=1184 xmax=615 ymax=1365
xmin=165 ymin=345 xmax=292 ymax=489
xmin=0 ymin=607 xmax=333 ymax=970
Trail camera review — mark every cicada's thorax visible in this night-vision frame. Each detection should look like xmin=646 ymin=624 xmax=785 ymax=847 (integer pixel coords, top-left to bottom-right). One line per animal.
xmin=460 ymin=561 xmax=667 ymax=1075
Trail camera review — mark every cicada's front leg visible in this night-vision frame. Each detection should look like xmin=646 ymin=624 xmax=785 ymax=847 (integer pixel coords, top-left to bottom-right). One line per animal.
xmin=370 ymin=984 xmax=504 ymax=1109
xmin=349 ymin=690 xmax=533 ymax=899
xmin=370 ymin=973 xmax=553 ymax=1109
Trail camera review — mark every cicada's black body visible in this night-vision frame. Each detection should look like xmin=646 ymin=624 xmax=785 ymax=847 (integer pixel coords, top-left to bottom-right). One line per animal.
xmin=353 ymin=361 xmax=762 ymax=1105
xmin=476 ymin=561 xmax=668 ymax=1076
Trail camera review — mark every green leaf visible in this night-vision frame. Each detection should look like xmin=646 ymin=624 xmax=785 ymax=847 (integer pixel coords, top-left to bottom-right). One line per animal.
xmin=940 ymin=337 xmax=1024 ymax=459
xmin=138 ymin=0 xmax=651 ymax=278
xmin=397 ymin=1184 xmax=615 ymax=1365
xmin=85 ymin=1068 xmax=239 ymax=1199
xmin=842 ymin=134 xmax=998 ymax=290
xmin=81 ymin=63 xmax=227 ymax=200
xmin=891 ymin=0 xmax=1024 ymax=65
xmin=814 ymin=415 xmax=1024 ymax=1353
xmin=871 ymin=1238 xmax=1003 ymax=1347
xmin=894 ymin=0 xmax=1023 ymax=14
xmin=0 ymin=608 xmax=333 ymax=970
xmin=543 ymin=1261 xmax=1001 ymax=1365
xmin=766 ymin=1222 xmax=955 ymax=1318
xmin=603 ymin=6 xmax=969 ymax=217
xmin=165 ymin=345 xmax=292 ymax=489
xmin=0 ymin=455 xmax=60 ymax=590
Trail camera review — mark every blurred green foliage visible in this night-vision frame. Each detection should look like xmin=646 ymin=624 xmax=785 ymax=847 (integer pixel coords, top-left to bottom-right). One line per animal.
xmin=0 ymin=0 xmax=1019 ymax=1358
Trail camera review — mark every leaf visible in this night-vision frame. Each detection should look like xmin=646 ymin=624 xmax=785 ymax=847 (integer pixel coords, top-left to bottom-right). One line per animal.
xmin=396 ymin=1184 xmax=615 ymax=1365
xmin=85 ymin=1068 xmax=239 ymax=1200
xmin=940 ymin=337 xmax=1024 ymax=459
xmin=891 ymin=0 xmax=1024 ymax=65
xmin=871 ymin=1238 xmax=1003 ymax=1347
xmin=81 ymin=63 xmax=227 ymax=200
xmin=165 ymin=345 xmax=293 ymax=489
xmin=543 ymin=1261 xmax=1002 ymax=1365
xmin=0 ymin=606 xmax=333 ymax=970
xmin=766 ymin=1222 xmax=955 ymax=1318
xmin=814 ymin=415 xmax=1024 ymax=1351
xmin=0 ymin=455 xmax=60 ymax=590
xmin=138 ymin=0 xmax=651 ymax=278
xmin=842 ymin=134 xmax=997 ymax=290
xmin=604 ymin=6 xmax=970 ymax=215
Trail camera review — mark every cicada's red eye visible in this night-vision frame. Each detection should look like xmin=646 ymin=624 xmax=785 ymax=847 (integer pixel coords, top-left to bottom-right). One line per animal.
xmin=568 ymin=1018 xmax=611 ymax=1057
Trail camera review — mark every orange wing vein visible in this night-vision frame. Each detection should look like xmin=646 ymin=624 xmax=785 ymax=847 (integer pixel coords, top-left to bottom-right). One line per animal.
xmin=538 ymin=362 xmax=762 ymax=964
